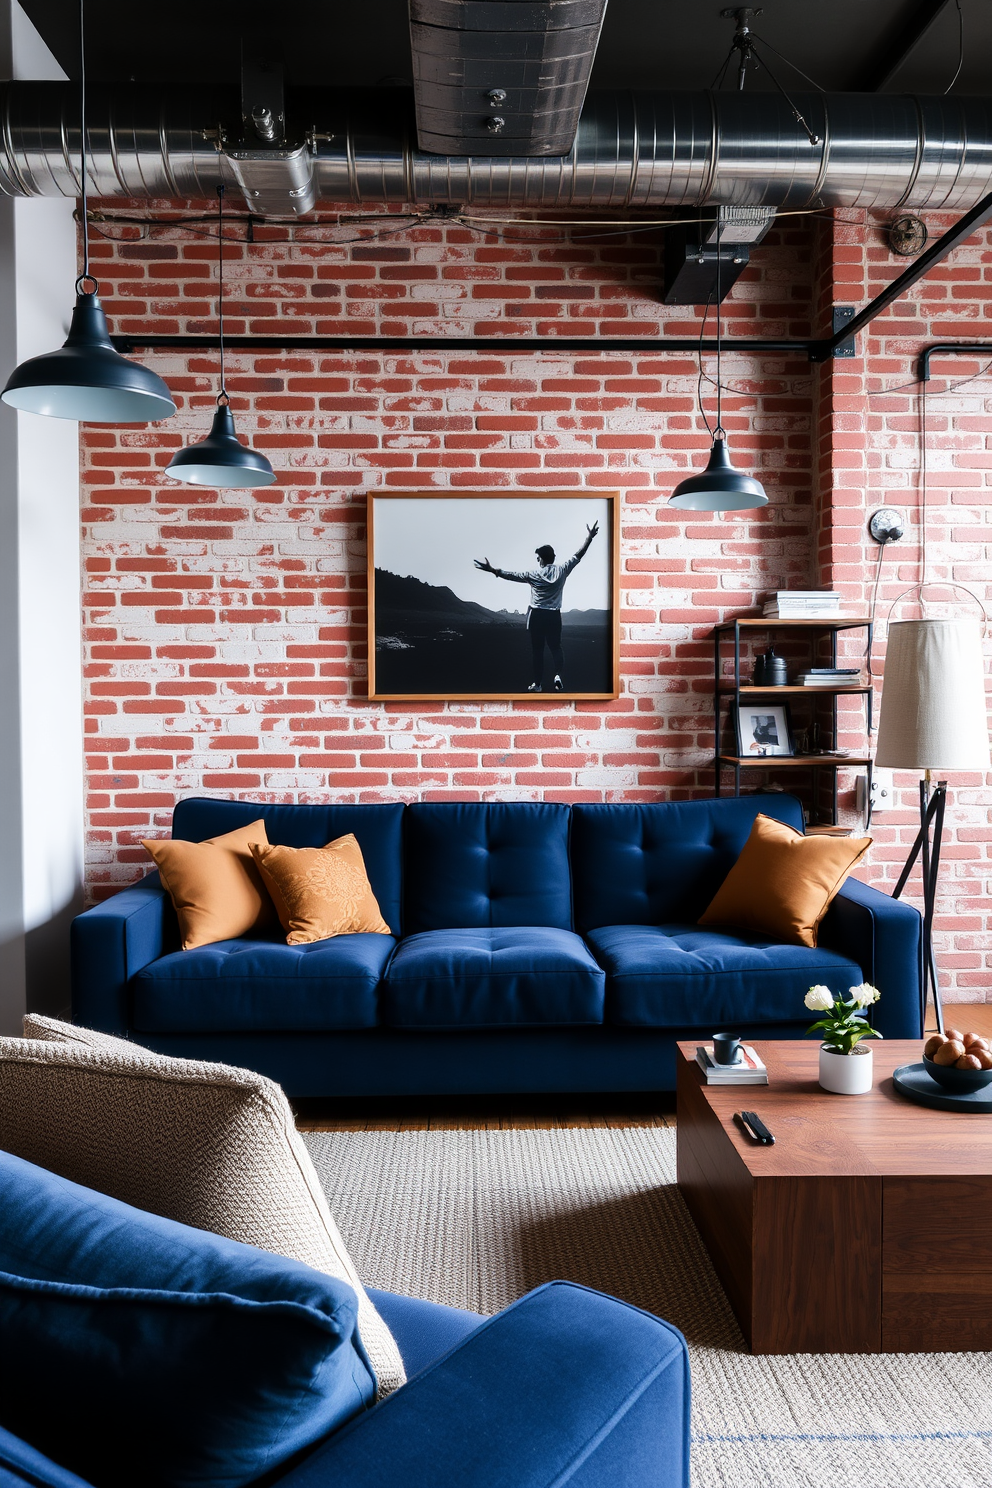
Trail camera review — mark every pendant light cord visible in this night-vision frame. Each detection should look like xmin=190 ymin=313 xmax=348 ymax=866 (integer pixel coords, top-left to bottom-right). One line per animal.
xmin=715 ymin=214 xmax=724 ymax=439
xmin=217 ymin=184 xmax=227 ymax=403
xmin=77 ymin=0 xmax=92 ymax=291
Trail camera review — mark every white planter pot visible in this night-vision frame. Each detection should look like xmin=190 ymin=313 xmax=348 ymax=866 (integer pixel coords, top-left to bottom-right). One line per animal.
xmin=818 ymin=1043 xmax=873 ymax=1095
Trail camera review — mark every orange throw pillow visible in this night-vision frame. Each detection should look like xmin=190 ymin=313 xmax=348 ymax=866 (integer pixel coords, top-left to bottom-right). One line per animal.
xmin=698 ymin=813 xmax=872 ymax=948
xmin=250 ymin=834 xmax=392 ymax=945
xmin=142 ymin=820 xmax=277 ymax=950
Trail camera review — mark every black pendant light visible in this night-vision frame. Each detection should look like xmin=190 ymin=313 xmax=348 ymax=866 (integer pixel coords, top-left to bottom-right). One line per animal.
xmin=166 ymin=187 xmax=275 ymax=489
xmin=668 ymin=217 xmax=767 ymax=513
xmin=1 ymin=0 xmax=176 ymax=424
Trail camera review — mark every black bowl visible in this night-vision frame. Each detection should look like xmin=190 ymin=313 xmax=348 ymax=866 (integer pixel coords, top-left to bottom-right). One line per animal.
xmin=922 ymin=1053 xmax=992 ymax=1094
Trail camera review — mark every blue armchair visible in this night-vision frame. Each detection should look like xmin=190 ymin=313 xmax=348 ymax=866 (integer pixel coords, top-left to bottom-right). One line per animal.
xmin=0 ymin=1150 xmax=690 ymax=1488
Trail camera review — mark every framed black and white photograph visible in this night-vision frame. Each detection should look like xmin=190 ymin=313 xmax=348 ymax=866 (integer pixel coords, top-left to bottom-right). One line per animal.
xmin=368 ymin=492 xmax=620 ymax=701
xmin=735 ymin=702 xmax=794 ymax=758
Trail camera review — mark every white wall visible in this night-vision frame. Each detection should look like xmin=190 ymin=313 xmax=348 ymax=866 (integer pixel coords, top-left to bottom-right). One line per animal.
xmin=0 ymin=0 xmax=82 ymax=1031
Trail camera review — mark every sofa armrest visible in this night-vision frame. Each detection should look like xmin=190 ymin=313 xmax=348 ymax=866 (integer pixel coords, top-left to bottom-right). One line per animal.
xmin=820 ymin=877 xmax=923 ymax=1038
xmin=70 ymin=873 xmax=174 ymax=1035
xmin=275 ymin=1282 xmax=690 ymax=1488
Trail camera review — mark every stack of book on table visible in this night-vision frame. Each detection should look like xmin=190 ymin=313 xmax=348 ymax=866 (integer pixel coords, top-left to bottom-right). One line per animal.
xmin=695 ymin=1044 xmax=768 ymax=1085
xmin=762 ymin=590 xmax=842 ymax=618
xmin=796 ymin=667 xmax=865 ymax=687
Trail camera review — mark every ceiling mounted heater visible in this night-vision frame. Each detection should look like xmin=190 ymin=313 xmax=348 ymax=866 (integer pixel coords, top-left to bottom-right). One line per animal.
xmin=409 ymin=0 xmax=608 ymax=156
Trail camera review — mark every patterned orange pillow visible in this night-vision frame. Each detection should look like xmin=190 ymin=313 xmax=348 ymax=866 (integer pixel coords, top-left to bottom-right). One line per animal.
xmin=249 ymin=834 xmax=391 ymax=945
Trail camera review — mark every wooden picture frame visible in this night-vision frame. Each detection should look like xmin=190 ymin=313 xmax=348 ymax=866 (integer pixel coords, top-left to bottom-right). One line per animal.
xmin=367 ymin=492 xmax=620 ymax=701
xmin=734 ymin=701 xmax=795 ymax=758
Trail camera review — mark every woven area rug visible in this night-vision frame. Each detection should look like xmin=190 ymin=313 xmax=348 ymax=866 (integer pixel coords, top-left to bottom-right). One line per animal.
xmin=304 ymin=1126 xmax=992 ymax=1488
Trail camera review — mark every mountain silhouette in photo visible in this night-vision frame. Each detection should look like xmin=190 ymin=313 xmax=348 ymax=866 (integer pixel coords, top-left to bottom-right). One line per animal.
xmin=374 ymin=569 xmax=507 ymax=624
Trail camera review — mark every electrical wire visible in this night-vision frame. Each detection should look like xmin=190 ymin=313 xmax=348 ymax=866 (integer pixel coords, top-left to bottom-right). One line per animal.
xmin=944 ymin=0 xmax=964 ymax=94
xmin=866 ymin=538 xmax=888 ymax=688
xmin=920 ymin=380 xmax=929 ymax=591
xmin=709 ymin=48 xmax=735 ymax=93
xmin=748 ymin=32 xmax=826 ymax=92
xmin=697 ymin=291 xmax=715 ymax=436
xmin=216 ymin=186 xmax=226 ymax=399
xmin=81 ymin=204 xmax=868 ymax=246
xmin=715 ymin=215 xmax=724 ymax=435
xmin=867 ymin=358 xmax=992 ymax=398
xmin=78 ymin=0 xmax=90 ymax=286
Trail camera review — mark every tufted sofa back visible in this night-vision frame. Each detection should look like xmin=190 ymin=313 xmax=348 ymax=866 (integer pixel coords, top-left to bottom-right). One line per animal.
xmin=403 ymin=802 xmax=573 ymax=932
xmin=570 ymin=795 xmax=804 ymax=931
xmin=166 ymin=793 xmax=804 ymax=939
xmin=171 ymin=798 xmax=406 ymax=936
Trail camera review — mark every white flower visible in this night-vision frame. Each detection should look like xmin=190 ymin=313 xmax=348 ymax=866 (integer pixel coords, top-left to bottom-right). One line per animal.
xmin=805 ymin=985 xmax=835 ymax=1012
xmin=848 ymin=982 xmax=881 ymax=1008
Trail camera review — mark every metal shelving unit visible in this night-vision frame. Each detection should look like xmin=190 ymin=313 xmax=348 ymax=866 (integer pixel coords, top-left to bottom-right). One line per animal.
xmin=712 ymin=616 xmax=873 ymax=826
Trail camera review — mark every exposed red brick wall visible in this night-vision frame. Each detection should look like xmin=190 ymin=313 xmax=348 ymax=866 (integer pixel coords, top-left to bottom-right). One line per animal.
xmin=80 ymin=201 xmax=992 ymax=1002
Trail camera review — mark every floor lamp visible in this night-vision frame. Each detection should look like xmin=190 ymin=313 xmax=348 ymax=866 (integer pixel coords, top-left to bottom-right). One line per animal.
xmin=875 ymin=617 xmax=990 ymax=1035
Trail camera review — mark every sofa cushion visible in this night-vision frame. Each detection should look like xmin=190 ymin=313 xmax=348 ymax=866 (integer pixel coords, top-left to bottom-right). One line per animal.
xmin=0 ymin=1150 xmax=375 ymax=1488
xmin=131 ymin=933 xmax=395 ymax=1032
xmin=171 ymin=798 xmax=405 ymax=935
xmin=587 ymin=923 xmax=863 ymax=1027
xmin=9 ymin=1018 xmax=406 ymax=1397
xmin=571 ymin=796 xmax=806 ymax=932
xmin=404 ymin=802 xmax=573 ymax=932
xmin=381 ymin=928 xmax=605 ymax=1028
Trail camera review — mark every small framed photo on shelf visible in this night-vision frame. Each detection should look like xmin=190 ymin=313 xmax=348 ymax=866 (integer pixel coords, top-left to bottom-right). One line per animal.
xmin=735 ymin=702 xmax=794 ymax=758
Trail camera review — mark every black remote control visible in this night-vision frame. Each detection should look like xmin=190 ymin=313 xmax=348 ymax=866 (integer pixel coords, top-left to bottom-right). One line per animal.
xmin=734 ymin=1110 xmax=775 ymax=1145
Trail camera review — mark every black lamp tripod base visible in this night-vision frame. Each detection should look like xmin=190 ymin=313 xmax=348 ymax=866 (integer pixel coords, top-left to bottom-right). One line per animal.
xmin=891 ymin=777 xmax=947 ymax=1036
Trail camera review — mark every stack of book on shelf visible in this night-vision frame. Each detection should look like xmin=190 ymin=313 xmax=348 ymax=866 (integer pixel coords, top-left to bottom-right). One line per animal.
xmin=695 ymin=1044 xmax=768 ymax=1085
xmin=796 ymin=666 xmax=865 ymax=687
xmin=762 ymin=590 xmax=842 ymax=618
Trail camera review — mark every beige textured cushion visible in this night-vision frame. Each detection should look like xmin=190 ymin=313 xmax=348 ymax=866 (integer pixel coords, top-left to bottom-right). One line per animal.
xmin=12 ymin=1015 xmax=405 ymax=1397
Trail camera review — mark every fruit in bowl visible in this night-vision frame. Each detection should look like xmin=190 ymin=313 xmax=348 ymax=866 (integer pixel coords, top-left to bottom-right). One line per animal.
xmin=922 ymin=1029 xmax=992 ymax=1092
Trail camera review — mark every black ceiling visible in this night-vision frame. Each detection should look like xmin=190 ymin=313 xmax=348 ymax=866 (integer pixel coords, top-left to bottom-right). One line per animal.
xmin=17 ymin=0 xmax=989 ymax=97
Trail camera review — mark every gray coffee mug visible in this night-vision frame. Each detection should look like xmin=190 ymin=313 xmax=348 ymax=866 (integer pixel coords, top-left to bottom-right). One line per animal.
xmin=712 ymin=1033 xmax=742 ymax=1065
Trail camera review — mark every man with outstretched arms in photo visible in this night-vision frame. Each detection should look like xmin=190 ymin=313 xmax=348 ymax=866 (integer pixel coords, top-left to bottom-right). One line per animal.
xmin=474 ymin=522 xmax=599 ymax=691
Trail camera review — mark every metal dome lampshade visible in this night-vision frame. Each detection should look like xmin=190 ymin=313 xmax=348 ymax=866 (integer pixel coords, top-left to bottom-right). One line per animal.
xmin=668 ymin=432 xmax=768 ymax=511
xmin=0 ymin=0 xmax=175 ymax=425
xmin=2 ymin=281 xmax=176 ymax=423
xmin=668 ymin=216 xmax=767 ymax=513
xmin=167 ymin=397 xmax=275 ymax=488
xmin=166 ymin=185 xmax=274 ymax=489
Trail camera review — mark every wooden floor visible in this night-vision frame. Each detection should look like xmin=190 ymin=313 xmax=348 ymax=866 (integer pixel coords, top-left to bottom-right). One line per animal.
xmin=293 ymin=1005 xmax=989 ymax=1132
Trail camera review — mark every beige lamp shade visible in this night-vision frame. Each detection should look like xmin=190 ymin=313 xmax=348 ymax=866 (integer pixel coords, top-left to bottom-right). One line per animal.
xmin=876 ymin=618 xmax=991 ymax=771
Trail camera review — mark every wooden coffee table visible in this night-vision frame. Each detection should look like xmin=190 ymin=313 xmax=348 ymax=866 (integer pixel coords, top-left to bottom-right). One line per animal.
xmin=676 ymin=1039 xmax=992 ymax=1354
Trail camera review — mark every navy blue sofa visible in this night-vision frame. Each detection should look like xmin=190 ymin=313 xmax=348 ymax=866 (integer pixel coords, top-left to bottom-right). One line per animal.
xmin=71 ymin=794 xmax=923 ymax=1098
xmin=0 ymin=1149 xmax=690 ymax=1488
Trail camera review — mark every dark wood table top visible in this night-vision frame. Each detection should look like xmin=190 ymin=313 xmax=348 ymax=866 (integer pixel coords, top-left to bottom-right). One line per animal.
xmin=677 ymin=1040 xmax=992 ymax=1179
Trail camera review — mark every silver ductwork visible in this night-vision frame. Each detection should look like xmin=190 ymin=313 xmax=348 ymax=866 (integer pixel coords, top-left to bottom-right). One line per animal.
xmin=1 ymin=84 xmax=991 ymax=217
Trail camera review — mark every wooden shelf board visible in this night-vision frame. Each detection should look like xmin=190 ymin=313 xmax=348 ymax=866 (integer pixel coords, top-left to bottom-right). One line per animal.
xmin=717 ymin=754 xmax=871 ymax=767
xmin=719 ymin=684 xmax=871 ymax=696
xmin=713 ymin=617 xmax=871 ymax=632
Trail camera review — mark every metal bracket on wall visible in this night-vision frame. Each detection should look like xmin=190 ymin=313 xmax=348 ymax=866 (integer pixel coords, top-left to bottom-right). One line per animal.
xmin=831 ymin=306 xmax=856 ymax=358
